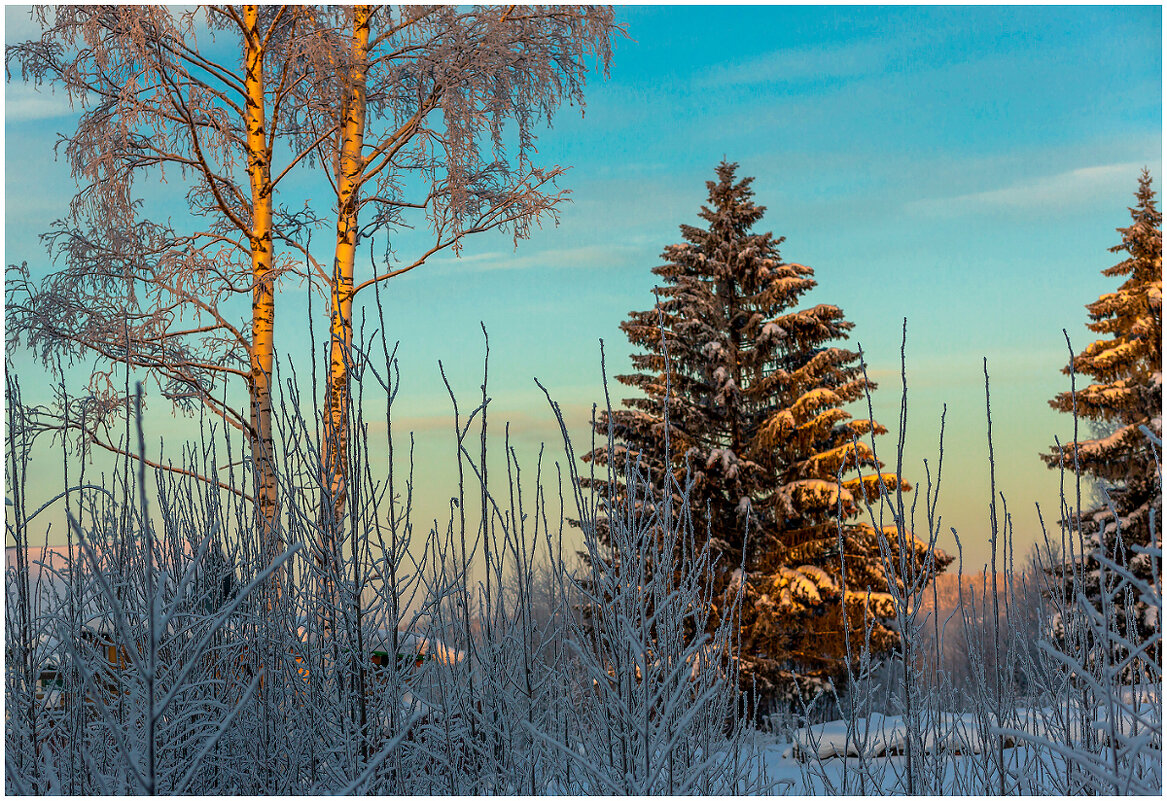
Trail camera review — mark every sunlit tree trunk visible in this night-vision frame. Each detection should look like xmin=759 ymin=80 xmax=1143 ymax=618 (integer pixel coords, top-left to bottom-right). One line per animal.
xmin=243 ymin=4 xmax=280 ymax=574
xmin=307 ymin=5 xmax=617 ymax=534
xmin=323 ymin=5 xmax=370 ymax=527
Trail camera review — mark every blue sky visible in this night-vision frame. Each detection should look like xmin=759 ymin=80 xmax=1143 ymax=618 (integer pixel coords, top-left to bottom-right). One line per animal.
xmin=4 ymin=5 xmax=1162 ymax=569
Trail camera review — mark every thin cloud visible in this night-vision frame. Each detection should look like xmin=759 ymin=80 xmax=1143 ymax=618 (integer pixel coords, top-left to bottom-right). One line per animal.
xmin=908 ymin=162 xmax=1153 ymax=215
xmin=4 ymin=5 xmax=47 ymax=44
xmin=5 ymin=81 xmax=77 ymax=122
xmin=694 ymin=39 xmax=894 ymax=90
xmin=428 ymin=243 xmax=641 ymax=273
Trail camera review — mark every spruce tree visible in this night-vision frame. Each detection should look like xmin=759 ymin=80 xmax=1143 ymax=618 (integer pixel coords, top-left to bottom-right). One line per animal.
xmin=1043 ymin=169 xmax=1163 ymax=642
xmin=586 ymin=162 xmax=951 ymax=707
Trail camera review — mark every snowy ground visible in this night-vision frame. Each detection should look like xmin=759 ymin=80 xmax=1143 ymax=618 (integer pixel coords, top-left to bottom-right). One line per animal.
xmin=742 ymin=697 xmax=1164 ymax=795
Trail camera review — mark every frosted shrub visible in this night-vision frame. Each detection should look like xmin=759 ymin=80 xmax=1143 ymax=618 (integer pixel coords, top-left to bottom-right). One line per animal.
xmin=533 ymin=352 xmax=771 ymax=793
xmin=5 ymin=327 xmax=769 ymax=794
xmin=5 ymin=320 xmax=1160 ymax=795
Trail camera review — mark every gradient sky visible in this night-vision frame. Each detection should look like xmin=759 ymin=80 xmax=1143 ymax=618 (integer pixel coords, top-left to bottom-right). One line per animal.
xmin=4 ymin=5 xmax=1163 ymax=570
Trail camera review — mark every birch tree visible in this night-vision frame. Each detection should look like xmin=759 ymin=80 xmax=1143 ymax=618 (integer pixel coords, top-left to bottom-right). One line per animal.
xmin=292 ymin=5 xmax=617 ymax=523
xmin=6 ymin=5 xmax=334 ymax=565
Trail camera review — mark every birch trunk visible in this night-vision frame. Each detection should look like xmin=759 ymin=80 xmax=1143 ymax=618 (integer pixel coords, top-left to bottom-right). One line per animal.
xmin=243 ymin=4 xmax=280 ymax=575
xmin=323 ymin=5 xmax=371 ymax=526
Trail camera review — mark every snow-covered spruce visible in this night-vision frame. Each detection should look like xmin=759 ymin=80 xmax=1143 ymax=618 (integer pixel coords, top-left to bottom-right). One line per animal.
xmin=1043 ymin=169 xmax=1163 ymax=647
xmin=582 ymin=161 xmax=952 ymax=711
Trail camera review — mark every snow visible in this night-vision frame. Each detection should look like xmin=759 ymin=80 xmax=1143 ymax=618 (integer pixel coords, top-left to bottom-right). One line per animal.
xmin=793 ymin=386 xmax=842 ymax=416
xmin=779 ymin=478 xmax=846 ymax=514
xmin=722 ymin=690 xmax=1164 ymax=794
xmin=783 ymin=709 xmax=1089 ymax=762
xmin=727 ymin=568 xmax=745 ymax=590
xmin=705 ymin=447 xmax=741 ymax=478
xmin=1074 ymin=422 xmax=1138 ymax=458
xmin=771 ymin=567 xmax=827 ymax=607
xmin=759 ymin=321 xmax=786 ymax=340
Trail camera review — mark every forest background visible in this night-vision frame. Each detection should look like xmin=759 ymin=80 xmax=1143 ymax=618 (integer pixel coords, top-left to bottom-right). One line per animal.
xmin=4 ymin=4 xmax=1162 ymax=572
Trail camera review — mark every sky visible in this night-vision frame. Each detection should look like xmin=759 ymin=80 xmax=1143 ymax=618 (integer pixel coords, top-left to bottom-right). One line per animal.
xmin=3 ymin=4 xmax=1163 ymax=571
